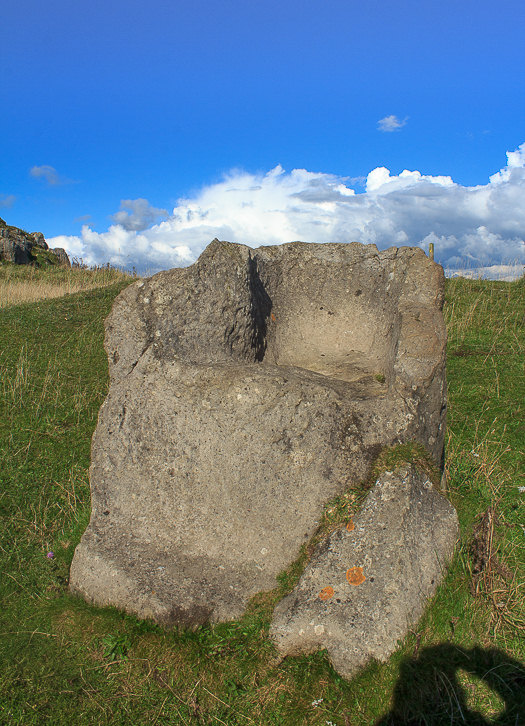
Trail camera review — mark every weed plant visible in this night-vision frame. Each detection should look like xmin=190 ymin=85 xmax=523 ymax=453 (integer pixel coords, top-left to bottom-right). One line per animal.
xmin=0 ymin=274 xmax=523 ymax=724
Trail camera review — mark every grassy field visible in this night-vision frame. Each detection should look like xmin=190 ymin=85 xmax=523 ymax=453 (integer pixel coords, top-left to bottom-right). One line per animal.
xmin=0 ymin=263 xmax=132 ymax=308
xmin=0 ymin=267 xmax=523 ymax=725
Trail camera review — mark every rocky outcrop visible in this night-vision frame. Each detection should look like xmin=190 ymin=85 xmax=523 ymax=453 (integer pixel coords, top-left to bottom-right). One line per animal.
xmin=70 ymin=239 xmax=448 ymax=631
xmin=50 ymin=247 xmax=71 ymax=267
xmin=269 ymin=466 xmax=459 ymax=679
xmin=0 ymin=217 xmax=70 ymax=267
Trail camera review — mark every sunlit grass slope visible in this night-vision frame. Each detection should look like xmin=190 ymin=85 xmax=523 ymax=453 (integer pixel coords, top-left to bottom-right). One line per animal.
xmin=0 ymin=274 xmax=523 ymax=725
xmin=0 ymin=263 xmax=132 ymax=308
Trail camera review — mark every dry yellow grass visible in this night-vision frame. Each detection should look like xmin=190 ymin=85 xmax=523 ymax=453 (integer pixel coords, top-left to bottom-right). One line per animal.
xmin=0 ymin=264 xmax=134 ymax=308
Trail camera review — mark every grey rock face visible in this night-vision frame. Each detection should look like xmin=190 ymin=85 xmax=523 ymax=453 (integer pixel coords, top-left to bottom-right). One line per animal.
xmin=29 ymin=231 xmax=48 ymax=250
xmin=0 ymin=217 xmax=69 ymax=266
xmin=269 ymin=467 xmax=459 ymax=680
xmin=0 ymin=218 xmax=32 ymax=264
xmin=51 ymin=247 xmax=71 ymax=267
xmin=70 ymin=240 xmax=447 ymax=626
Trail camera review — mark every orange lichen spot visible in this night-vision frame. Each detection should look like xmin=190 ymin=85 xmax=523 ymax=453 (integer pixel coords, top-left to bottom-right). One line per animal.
xmin=346 ymin=518 xmax=355 ymax=531
xmin=319 ymin=586 xmax=334 ymax=601
xmin=271 ymin=313 xmax=277 ymax=322
xmin=346 ymin=567 xmax=366 ymax=586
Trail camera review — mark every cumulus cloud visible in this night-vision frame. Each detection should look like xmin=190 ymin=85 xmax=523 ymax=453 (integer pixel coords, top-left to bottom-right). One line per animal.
xmin=30 ymin=165 xmax=75 ymax=186
xmin=0 ymin=194 xmax=16 ymax=209
xmin=377 ymin=115 xmax=408 ymax=132
xmin=448 ymin=264 xmax=523 ymax=282
xmin=48 ymin=142 xmax=525 ymax=275
xmin=110 ymin=198 xmax=168 ymax=231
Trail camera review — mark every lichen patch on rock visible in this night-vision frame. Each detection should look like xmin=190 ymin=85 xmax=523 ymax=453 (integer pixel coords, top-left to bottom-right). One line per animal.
xmin=346 ymin=567 xmax=366 ymax=586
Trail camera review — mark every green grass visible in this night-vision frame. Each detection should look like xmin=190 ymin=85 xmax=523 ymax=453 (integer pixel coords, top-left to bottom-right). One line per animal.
xmin=0 ymin=273 xmax=523 ymax=725
xmin=0 ymin=261 xmax=132 ymax=308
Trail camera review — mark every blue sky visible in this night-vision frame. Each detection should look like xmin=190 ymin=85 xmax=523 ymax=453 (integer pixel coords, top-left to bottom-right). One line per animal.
xmin=1 ymin=0 xmax=524 ymax=272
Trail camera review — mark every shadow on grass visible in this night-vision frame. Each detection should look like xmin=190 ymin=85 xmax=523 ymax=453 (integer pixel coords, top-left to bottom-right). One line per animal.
xmin=375 ymin=644 xmax=524 ymax=725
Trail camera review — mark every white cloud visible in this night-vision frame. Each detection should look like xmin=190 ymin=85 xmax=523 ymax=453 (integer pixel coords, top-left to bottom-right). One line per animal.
xmin=489 ymin=142 xmax=525 ymax=183
xmin=30 ymin=165 xmax=75 ymax=186
xmin=366 ymin=167 xmax=454 ymax=193
xmin=110 ymin=198 xmax=168 ymax=231
xmin=48 ymin=142 xmax=525 ymax=275
xmin=447 ymin=264 xmax=524 ymax=281
xmin=377 ymin=115 xmax=408 ymax=132
xmin=0 ymin=194 xmax=16 ymax=209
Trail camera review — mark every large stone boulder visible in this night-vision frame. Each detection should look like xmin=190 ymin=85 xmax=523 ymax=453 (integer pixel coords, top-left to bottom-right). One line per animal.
xmin=269 ymin=466 xmax=459 ymax=679
xmin=70 ymin=240 xmax=447 ymax=626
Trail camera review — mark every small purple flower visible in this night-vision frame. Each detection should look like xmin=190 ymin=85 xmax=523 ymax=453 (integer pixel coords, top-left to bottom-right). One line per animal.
xmin=47 ymin=551 xmax=54 ymax=559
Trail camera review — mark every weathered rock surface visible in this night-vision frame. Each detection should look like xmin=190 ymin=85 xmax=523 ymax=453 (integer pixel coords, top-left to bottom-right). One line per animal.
xmin=270 ymin=467 xmax=459 ymax=680
xmin=0 ymin=217 xmax=70 ymax=266
xmin=50 ymin=247 xmax=71 ymax=267
xmin=70 ymin=239 xmax=447 ymax=626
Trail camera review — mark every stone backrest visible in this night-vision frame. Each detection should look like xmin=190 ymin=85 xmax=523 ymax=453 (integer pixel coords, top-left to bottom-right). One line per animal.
xmin=251 ymin=242 xmax=444 ymax=392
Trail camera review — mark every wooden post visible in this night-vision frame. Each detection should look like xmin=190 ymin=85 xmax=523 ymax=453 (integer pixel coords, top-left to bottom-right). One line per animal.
xmin=428 ymin=242 xmax=434 ymax=260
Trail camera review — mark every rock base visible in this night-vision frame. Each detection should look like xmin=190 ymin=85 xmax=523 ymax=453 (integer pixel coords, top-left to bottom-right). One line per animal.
xmin=270 ymin=467 xmax=459 ymax=680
